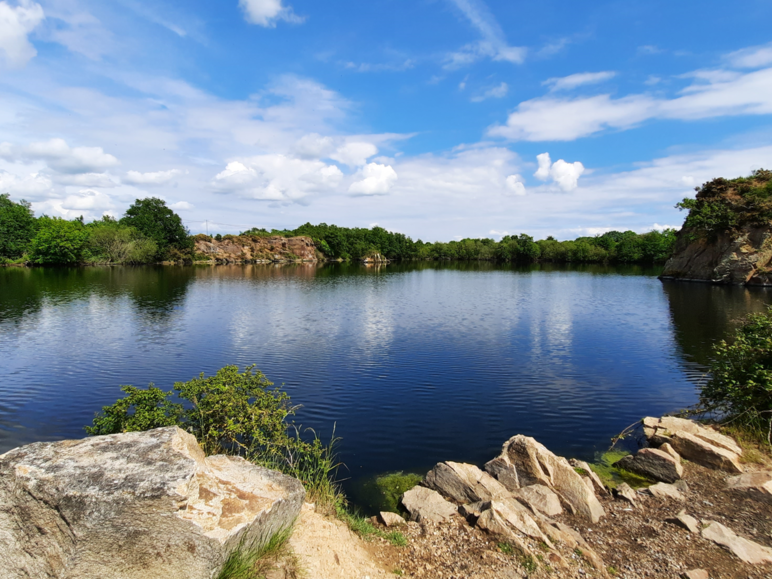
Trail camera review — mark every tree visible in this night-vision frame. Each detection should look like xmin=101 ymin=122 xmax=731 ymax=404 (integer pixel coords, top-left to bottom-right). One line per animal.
xmin=29 ymin=216 xmax=90 ymax=265
xmin=120 ymin=197 xmax=192 ymax=259
xmin=0 ymin=194 xmax=37 ymax=259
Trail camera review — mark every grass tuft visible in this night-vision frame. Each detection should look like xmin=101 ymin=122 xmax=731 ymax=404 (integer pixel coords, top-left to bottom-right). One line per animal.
xmin=335 ymin=504 xmax=407 ymax=547
xmin=216 ymin=524 xmax=298 ymax=579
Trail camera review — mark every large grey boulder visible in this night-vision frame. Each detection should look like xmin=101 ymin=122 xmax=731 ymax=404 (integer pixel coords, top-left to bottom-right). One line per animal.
xmin=488 ymin=435 xmax=605 ymax=523
xmin=424 ymin=461 xmax=511 ymax=504
xmin=0 ymin=427 xmax=304 ymax=579
xmin=614 ymin=448 xmax=683 ymax=483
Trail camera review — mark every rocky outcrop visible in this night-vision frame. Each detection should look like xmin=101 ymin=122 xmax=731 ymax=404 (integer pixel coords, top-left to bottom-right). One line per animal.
xmin=195 ymin=235 xmax=318 ymax=263
xmin=400 ymin=487 xmax=457 ymax=523
xmin=424 ymin=461 xmax=511 ymax=504
xmin=511 ymin=484 xmax=563 ymax=517
xmin=0 ymin=427 xmax=304 ymax=579
xmin=614 ymin=447 xmax=683 ymax=483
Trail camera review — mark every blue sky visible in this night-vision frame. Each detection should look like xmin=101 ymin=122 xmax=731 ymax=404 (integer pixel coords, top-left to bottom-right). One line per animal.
xmin=1 ymin=0 xmax=772 ymax=240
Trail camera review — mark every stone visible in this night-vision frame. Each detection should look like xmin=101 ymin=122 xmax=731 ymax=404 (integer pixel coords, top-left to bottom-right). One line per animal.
xmin=660 ymin=442 xmax=681 ymax=462
xmin=726 ymin=472 xmax=772 ymax=505
xmin=614 ymin=448 xmax=683 ymax=483
xmin=491 ymin=435 xmax=605 ymax=523
xmin=702 ymin=521 xmax=772 ymax=564
xmin=512 ymin=484 xmax=563 ymax=517
xmin=424 ymin=461 xmax=511 ymax=504
xmin=484 ymin=456 xmax=519 ymax=492
xmin=669 ymin=432 xmax=743 ymax=473
xmin=378 ymin=512 xmax=406 ymax=527
xmin=400 ymin=486 xmax=457 ymax=523
xmin=682 ymin=570 xmax=709 ymax=579
xmin=570 ymin=459 xmax=609 ymax=495
xmin=0 ymin=427 xmax=305 ymax=579
xmin=657 ymin=416 xmax=742 ymax=456
xmin=458 ymin=501 xmax=490 ymax=519
xmin=475 ymin=499 xmax=550 ymax=544
xmin=667 ymin=510 xmax=700 ymax=534
xmin=646 ymin=482 xmax=685 ymax=501
xmin=614 ymin=483 xmax=638 ymax=507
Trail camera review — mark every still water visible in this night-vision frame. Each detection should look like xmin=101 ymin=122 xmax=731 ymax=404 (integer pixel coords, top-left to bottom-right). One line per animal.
xmin=1 ymin=263 xmax=769 ymax=506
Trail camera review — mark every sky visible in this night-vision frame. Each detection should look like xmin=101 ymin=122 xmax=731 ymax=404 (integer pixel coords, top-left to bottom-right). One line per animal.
xmin=1 ymin=0 xmax=772 ymax=241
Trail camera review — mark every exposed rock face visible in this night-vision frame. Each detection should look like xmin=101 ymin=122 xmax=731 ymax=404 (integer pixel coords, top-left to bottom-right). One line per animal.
xmin=489 ymin=435 xmax=605 ymax=523
xmin=195 ymin=235 xmax=318 ymax=263
xmin=614 ymin=448 xmax=683 ymax=483
xmin=0 ymin=427 xmax=305 ymax=579
xmin=484 ymin=456 xmax=519 ymax=491
xmin=474 ymin=499 xmax=550 ymax=544
xmin=400 ymin=487 xmax=457 ymax=523
xmin=511 ymin=484 xmax=563 ymax=517
xmin=727 ymin=472 xmax=772 ymax=505
xmin=702 ymin=521 xmax=772 ymax=564
xmin=424 ymin=461 xmax=510 ymax=504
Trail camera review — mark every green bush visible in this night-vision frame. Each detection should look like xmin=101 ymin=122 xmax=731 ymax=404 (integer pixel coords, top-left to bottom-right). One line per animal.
xmin=702 ymin=307 xmax=772 ymax=440
xmin=29 ymin=216 xmax=90 ymax=265
xmin=0 ymin=194 xmax=37 ymax=259
xmin=120 ymin=197 xmax=192 ymax=260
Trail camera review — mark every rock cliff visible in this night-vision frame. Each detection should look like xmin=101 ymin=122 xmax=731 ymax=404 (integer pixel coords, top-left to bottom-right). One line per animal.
xmin=195 ymin=235 xmax=318 ymax=263
xmin=661 ymin=170 xmax=772 ymax=285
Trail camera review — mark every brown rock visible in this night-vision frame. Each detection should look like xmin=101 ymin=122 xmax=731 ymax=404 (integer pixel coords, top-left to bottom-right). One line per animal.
xmin=400 ymin=487 xmax=457 ymax=523
xmin=667 ymin=509 xmax=700 ymax=534
xmin=475 ymin=499 xmax=550 ymax=544
xmin=512 ymin=484 xmax=563 ymax=517
xmin=570 ymin=459 xmax=609 ymax=495
xmin=614 ymin=448 xmax=683 ymax=483
xmin=614 ymin=482 xmax=638 ymax=507
xmin=702 ymin=520 xmax=772 ymax=564
xmin=682 ymin=570 xmax=709 ymax=579
xmin=726 ymin=471 xmax=772 ymax=505
xmin=669 ymin=431 xmax=743 ymax=473
xmin=424 ymin=461 xmax=511 ymax=504
xmin=378 ymin=512 xmax=406 ymax=527
xmin=646 ymin=482 xmax=686 ymax=501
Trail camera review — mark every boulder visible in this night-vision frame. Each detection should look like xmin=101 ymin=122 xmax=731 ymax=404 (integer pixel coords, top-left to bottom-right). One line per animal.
xmin=726 ymin=472 xmax=772 ymax=505
xmin=614 ymin=483 xmax=638 ymax=507
xmin=0 ymin=427 xmax=305 ymax=579
xmin=424 ymin=461 xmax=511 ymax=504
xmin=669 ymin=432 xmax=743 ymax=474
xmin=378 ymin=512 xmax=406 ymax=527
xmin=570 ymin=459 xmax=609 ymax=495
xmin=667 ymin=510 xmax=700 ymax=534
xmin=614 ymin=448 xmax=683 ymax=483
xmin=645 ymin=482 xmax=685 ymax=501
xmin=490 ymin=435 xmax=605 ymax=523
xmin=400 ymin=487 xmax=457 ymax=523
xmin=475 ymin=499 xmax=550 ymax=544
xmin=512 ymin=484 xmax=563 ymax=517
xmin=657 ymin=416 xmax=742 ymax=455
xmin=660 ymin=442 xmax=681 ymax=462
xmin=483 ymin=456 xmax=519 ymax=492
xmin=702 ymin=521 xmax=772 ymax=564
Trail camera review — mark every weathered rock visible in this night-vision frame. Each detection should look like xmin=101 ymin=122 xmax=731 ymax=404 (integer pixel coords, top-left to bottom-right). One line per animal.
xmin=538 ymin=518 xmax=609 ymax=578
xmin=614 ymin=448 xmax=683 ymax=483
xmin=491 ymin=435 xmax=605 ymax=523
xmin=400 ymin=486 xmax=457 ymax=523
xmin=570 ymin=459 xmax=609 ymax=495
xmin=378 ymin=511 xmax=406 ymax=527
xmin=195 ymin=235 xmax=318 ymax=263
xmin=614 ymin=483 xmax=638 ymax=507
xmin=669 ymin=432 xmax=743 ymax=473
xmin=475 ymin=499 xmax=550 ymax=544
xmin=458 ymin=501 xmax=490 ymax=519
xmin=646 ymin=482 xmax=685 ymax=501
xmin=660 ymin=442 xmax=681 ymax=462
xmin=702 ymin=521 xmax=772 ymax=564
xmin=424 ymin=461 xmax=511 ymax=504
xmin=682 ymin=570 xmax=709 ymax=579
xmin=483 ymin=456 xmax=519 ymax=492
xmin=667 ymin=509 xmax=700 ymax=534
xmin=727 ymin=471 xmax=772 ymax=505
xmin=512 ymin=484 xmax=563 ymax=517
xmin=0 ymin=427 xmax=305 ymax=579
xmin=657 ymin=416 xmax=742 ymax=455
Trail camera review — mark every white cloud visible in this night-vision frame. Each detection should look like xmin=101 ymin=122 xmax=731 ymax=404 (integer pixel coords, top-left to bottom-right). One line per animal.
xmin=213 ymin=156 xmax=343 ymax=202
xmin=348 ymin=163 xmax=398 ymax=195
xmin=444 ymin=0 xmax=525 ymax=68
xmin=32 ymin=188 xmax=116 ymax=220
xmin=504 ymin=174 xmax=525 ymax=196
xmin=330 ymin=142 xmax=378 ymax=167
xmin=293 ymin=133 xmax=335 ymax=159
xmin=238 ymin=0 xmax=303 ymax=27
xmin=124 ymin=169 xmax=181 ymax=186
xmin=543 ymin=71 xmax=616 ymax=92
xmin=471 ymin=82 xmax=508 ymax=102
xmin=534 ymin=152 xmax=551 ymax=180
xmin=4 ymin=138 xmax=120 ymax=174
xmin=0 ymin=170 xmax=51 ymax=197
xmin=54 ymin=172 xmax=118 ymax=188
xmin=0 ymin=0 xmax=44 ymax=69
xmin=169 ymin=201 xmax=193 ymax=211
xmin=532 ymin=153 xmax=584 ymax=191
xmin=490 ymin=66 xmax=772 ymax=141
xmin=726 ymin=42 xmax=772 ymax=69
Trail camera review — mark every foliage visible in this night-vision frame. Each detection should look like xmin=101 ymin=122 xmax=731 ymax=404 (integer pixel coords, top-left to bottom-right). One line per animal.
xmin=702 ymin=307 xmax=772 ymax=442
xmin=120 ymin=197 xmax=192 ymax=259
xmin=29 ymin=216 xmax=90 ymax=265
xmin=87 ymin=365 xmax=342 ymax=507
xmin=84 ymin=216 xmax=158 ymax=264
xmin=0 ymin=193 xmax=37 ymax=259
xmin=215 ymin=524 xmax=297 ymax=579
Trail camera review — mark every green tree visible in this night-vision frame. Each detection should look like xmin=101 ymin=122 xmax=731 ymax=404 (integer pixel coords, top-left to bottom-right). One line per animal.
xmin=120 ymin=197 xmax=192 ymax=259
xmin=0 ymin=194 xmax=37 ymax=259
xmin=29 ymin=216 xmax=90 ymax=265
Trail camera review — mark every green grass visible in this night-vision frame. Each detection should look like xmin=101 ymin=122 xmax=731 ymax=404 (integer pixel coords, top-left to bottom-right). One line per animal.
xmin=216 ymin=524 xmax=297 ymax=579
xmin=520 ymin=554 xmax=538 ymax=574
xmin=335 ymin=504 xmax=407 ymax=547
xmin=498 ymin=542 xmax=515 ymax=555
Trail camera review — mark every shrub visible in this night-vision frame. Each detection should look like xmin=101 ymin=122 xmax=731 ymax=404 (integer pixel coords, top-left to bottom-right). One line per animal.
xmin=702 ymin=307 xmax=772 ymax=441
xmin=29 ymin=216 xmax=90 ymax=265
xmin=0 ymin=194 xmax=37 ymax=259
xmin=120 ymin=197 xmax=192 ymax=259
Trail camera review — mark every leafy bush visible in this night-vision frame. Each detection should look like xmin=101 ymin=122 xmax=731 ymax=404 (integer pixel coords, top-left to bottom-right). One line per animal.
xmin=120 ymin=197 xmax=192 ymax=259
xmin=0 ymin=194 xmax=37 ymax=259
xmin=29 ymin=216 xmax=90 ymax=265
xmin=702 ymin=307 xmax=772 ymax=441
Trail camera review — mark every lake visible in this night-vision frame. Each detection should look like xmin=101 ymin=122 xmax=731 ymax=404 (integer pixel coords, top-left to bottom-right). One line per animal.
xmin=1 ymin=262 xmax=769 ymax=508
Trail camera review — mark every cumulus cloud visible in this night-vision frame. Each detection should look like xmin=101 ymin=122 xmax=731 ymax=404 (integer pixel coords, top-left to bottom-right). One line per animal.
xmin=329 ymin=142 xmax=378 ymax=167
xmin=1 ymin=138 xmax=120 ymax=174
xmin=213 ymin=156 xmax=343 ymax=202
xmin=0 ymin=0 xmax=44 ymax=69
xmin=293 ymin=133 xmax=335 ymax=159
xmin=124 ymin=169 xmax=181 ymax=186
xmin=169 ymin=201 xmax=193 ymax=211
xmin=54 ymin=172 xmax=118 ymax=188
xmin=238 ymin=0 xmax=303 ymax=27
xmin=504 ymin=174 xmax=525 ymax=195
xmin=543 ymin=71 xmax=616 ymax=92
xmin=532 ymin=153 xmax=584 ymax=191
xmin=348 ymin=163 xmax=398 ymax=195
xmin=471 ymin=82 xmax=508 ymax=102
xmin=32 ymin=188 xmax=116 ymax=220
xmin=0 ymin=170 xmax=52 ymax=197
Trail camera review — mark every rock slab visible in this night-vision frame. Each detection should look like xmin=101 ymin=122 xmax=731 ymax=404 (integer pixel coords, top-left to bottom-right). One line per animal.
xmin=512 ymin=484 xmax=563 ymax=517
xmin=727 ymin=472 xmax=772 ymax=505
xmin=400 ymin=486 xmax=457 ymax=523
xmin=0 ymin=427 xmax=305 ymax=579
xmin=702 ymin=521 xmax=772 ymax=564
xmin=615 ymin=448 xmax=683 ymax=483
xmin=424 ymin=461 xmax=511 ymax=504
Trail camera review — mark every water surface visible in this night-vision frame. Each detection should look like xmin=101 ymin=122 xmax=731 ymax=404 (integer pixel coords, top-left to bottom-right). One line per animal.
xmin=1 ymin=263 xmax=769 ymax=507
